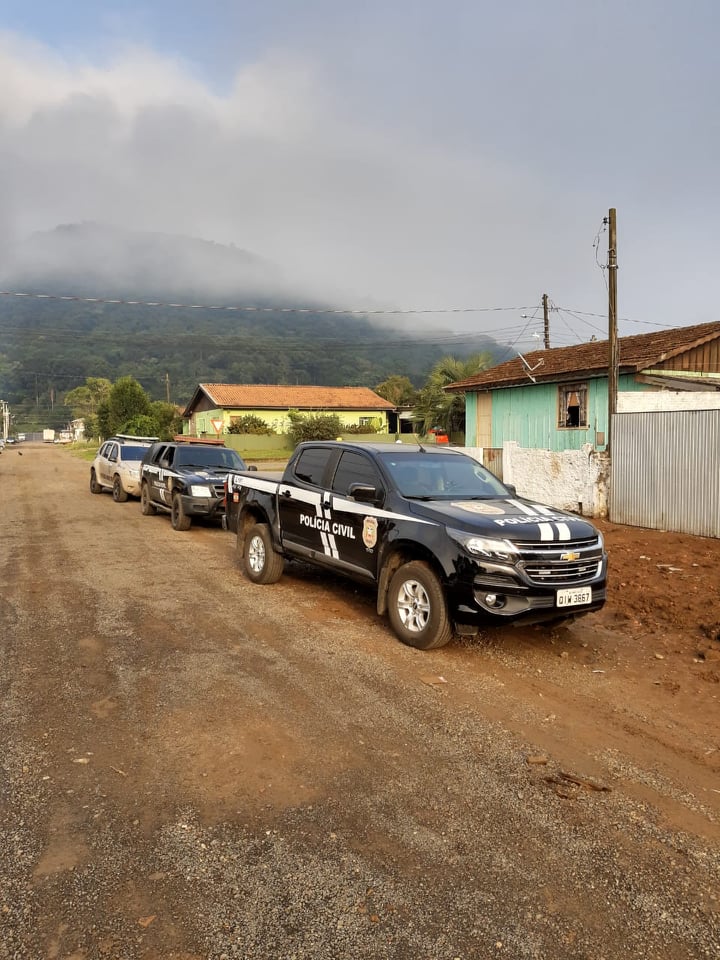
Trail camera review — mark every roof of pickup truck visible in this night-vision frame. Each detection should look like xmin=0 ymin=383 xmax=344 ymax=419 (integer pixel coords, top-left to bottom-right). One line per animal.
xmin=297 ymin=440 xmax=467 ymax=457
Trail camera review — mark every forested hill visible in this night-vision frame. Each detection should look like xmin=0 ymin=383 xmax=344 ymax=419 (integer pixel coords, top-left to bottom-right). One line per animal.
xmin=0 ymin=223 xmax=509 ymax=430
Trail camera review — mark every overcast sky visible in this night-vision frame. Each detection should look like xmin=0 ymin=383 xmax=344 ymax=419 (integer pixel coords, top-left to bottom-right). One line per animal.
xmin=0 ymin=0 xmax=718 ymax=346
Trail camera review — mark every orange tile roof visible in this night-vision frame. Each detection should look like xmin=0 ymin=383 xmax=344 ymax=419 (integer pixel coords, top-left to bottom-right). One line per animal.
xmin=198 ymin=384 xmax=395 ymax=410
xmin=447 ymin=321 xmax=720 ymax=391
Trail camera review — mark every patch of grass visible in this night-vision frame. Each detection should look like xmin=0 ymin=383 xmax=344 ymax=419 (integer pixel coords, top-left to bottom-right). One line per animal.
xmin=67 ymin=443 xmax=98 ymax=462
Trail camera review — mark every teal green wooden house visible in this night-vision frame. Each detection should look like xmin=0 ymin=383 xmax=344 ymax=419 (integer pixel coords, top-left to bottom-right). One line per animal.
xmin=447 ymin=321 xmax=720 ymax=452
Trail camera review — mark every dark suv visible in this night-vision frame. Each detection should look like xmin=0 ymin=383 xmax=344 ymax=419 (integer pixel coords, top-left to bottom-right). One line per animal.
xmin=140 ymin=438 xmax=250 ymax=531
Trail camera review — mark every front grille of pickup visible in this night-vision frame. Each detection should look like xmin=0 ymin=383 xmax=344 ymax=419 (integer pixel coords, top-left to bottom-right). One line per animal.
xmin=515 ymin=538 xmax=603 ymax=587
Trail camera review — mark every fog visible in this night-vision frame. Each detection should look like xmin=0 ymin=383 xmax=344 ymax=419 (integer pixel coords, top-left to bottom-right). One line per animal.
xmin=1 ymin=1 xmax=719 ymax=344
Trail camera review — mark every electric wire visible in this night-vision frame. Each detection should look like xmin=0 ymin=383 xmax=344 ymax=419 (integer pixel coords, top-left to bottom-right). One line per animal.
xmin=0 ymin=288 xmax=531 ymax=318
xmin=0 ymin=286 xmax=686 ymax=334
xmin=0 ymin=320 xmax=538 ymax=348
xmin=493 ymin=308 xmax=542 ymax=365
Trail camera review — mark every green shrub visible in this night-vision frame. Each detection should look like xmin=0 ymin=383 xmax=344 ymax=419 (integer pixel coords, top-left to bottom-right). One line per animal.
xmin=287 ymin=411 xmax=345 ymax=445
xmin=227 ymin=415 xmax=275 ymax=435
xmin=343 ymin=422 xmax=378 ymax=434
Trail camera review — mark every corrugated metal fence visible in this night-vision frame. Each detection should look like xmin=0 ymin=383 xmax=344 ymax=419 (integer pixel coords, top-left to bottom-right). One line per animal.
xmin=610 ymin=410 xmax=720 ymax=537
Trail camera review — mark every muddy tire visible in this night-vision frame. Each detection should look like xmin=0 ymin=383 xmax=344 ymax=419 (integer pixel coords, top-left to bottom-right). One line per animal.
xmin=90 ymin=469 xmax=102 ymax=495
xmin=112 ymin=475 xmax=129 ymax=503
xmin=140 ymin=482 xmax=157 ymax=516
xmin=387 ymin=560 xmax=453 ymax=650
xmin=242 ymin=523 xmax=284 ymax=584
xmin=171 ymin=491 xmax=192 ymax=531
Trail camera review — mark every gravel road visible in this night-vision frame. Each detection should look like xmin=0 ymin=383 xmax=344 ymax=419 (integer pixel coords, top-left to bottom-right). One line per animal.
xmin=1 ymin=444 xmax=718 ymax=959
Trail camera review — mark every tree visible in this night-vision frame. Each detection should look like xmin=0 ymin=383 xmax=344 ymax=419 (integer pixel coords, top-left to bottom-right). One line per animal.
xmin=64 ymin=377 xmax=112 ymax=419
xmin=94 ymin=380 xmax=180 ymax=439
xmin=149 ymin=401 xmax=182 ymax=440
xmin=413 ymin=354 xmax=494 ymax=436
xmin=103 ymin=376 xmax=150 ymax=436
xmin=374 ymin=375 xmax=417 ymax=406
xmin=121 ymin=414 xmax=160 ymax=437
xmin=83 ymin=414 xmax=101 ymax=441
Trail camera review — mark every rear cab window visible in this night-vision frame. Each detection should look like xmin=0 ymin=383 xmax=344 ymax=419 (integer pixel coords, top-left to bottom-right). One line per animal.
xmin=292 ymin=447 xmax=335 ymax=486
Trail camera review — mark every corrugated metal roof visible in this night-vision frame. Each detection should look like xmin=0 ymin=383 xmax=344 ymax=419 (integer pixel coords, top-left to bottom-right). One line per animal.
xmin=447 ymin=321 xmax=720 ymax=391
xmin=197 ymin=383 xmax=395 ymax=410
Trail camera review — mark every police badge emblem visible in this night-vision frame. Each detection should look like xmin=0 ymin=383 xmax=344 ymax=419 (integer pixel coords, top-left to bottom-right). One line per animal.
xmin=362 ymin=516 xmax=378 ymax=549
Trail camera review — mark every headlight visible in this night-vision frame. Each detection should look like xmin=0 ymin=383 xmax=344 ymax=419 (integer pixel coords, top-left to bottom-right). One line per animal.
xmin=127 ymin=468 xmax=140 ymax=479
xmin=189 ymin=484 xmax=214 ymax=498
xmin=448 ymin=528 xmax=519 ymax=560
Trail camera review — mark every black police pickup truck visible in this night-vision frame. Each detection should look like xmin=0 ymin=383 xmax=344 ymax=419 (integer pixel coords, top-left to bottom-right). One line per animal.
xmin=225 ymin=441 xmax=607 ymax=650
xmin=141 ymin=438 xmax=249 ymax=531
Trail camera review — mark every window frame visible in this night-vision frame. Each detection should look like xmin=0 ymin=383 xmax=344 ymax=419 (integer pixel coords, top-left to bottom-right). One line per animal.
xmin=292 ymin=447 xmax=335 ymax=487
xmin=557 ymin=381 xmax=589 ymax=430
xmin=331 ymin=450 xmax=383 ymax=497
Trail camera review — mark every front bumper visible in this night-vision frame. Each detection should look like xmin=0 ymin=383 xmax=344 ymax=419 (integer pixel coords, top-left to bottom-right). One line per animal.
xmin=180 ymin=494 xmax=224 ymax=518
xmin=447 ymin=553 xmax=608 ymax=626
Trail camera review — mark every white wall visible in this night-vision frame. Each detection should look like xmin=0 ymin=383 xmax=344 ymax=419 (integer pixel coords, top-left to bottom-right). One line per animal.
xmin=618 ymin=390 xmax=720 ymax=412
xmin=459 ymin=443 xmax=610 ymax=517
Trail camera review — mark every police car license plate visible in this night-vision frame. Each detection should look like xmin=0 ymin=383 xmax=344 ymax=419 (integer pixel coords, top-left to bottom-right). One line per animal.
xmin=556 ymin=587 xmax=592 ymax=608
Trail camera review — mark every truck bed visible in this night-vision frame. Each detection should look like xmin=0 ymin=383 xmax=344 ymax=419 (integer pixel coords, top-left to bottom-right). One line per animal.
xmin=240 ymin=470 xmax=285 ymax=483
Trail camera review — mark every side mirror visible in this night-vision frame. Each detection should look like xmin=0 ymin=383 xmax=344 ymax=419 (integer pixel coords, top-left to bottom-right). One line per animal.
xmin=348 ymin=483 xmax=379 ymax=503
xmin=247 ymin=465 xmax=258 ymax=472
xmin=504 ymin=483 xmax=517 ymax=497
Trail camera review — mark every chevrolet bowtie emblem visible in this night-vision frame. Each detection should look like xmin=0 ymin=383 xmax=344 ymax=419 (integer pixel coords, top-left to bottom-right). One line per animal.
xmin=560 ymin=551 xmax=580 ymax=561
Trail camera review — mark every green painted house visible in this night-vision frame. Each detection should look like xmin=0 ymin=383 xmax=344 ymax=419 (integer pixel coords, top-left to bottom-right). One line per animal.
xmin=447 ymin=321 xmax=720 ymax=451
xmin=182 ymin=383 xmax=396 ymax=437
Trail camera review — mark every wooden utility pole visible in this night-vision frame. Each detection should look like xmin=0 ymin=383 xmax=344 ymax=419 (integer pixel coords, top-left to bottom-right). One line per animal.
xmin=165 ymin=372 xmax=171 ymax=404
xmin=607 ymin=208 xmax=618 ymax=451
xmin=542 ymin=293 xmax=550 ymax=349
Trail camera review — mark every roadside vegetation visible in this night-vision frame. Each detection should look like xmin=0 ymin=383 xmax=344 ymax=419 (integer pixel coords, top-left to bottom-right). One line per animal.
xmin=375 ymin=352 xmax=493 ymax=435
xmin=65 ymin=375 xmax=182 ymax=440
xmin=57 ymin=351 xmax=495 ymax=452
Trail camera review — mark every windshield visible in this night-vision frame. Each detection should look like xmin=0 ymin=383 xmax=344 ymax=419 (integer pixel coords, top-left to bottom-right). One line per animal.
xmin=175 ymin=446 xmax=245 ymax=470
xmin=379 ymin=451 xmax=509 ymax=499
xmin=118 ymin=445 xmax=151 ymax=461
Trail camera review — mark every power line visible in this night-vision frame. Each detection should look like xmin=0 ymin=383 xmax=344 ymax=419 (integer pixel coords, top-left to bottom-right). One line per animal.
xmin=0 ymin=320 xmax=535 ymax=347
xmin=554 ymin=310 xmax=587 ymax=345
xmin=0 ymin=285 xmax=680 ymax=332
xmin=552 ymin=306 xmax=671 ymax=329
xmin=0 ymin=288 xmax=531 ymax=317
xmin=493 ymin=310 xmax=542 ymax=365
xmin=554 ymin=305 xmax=606 ymax=335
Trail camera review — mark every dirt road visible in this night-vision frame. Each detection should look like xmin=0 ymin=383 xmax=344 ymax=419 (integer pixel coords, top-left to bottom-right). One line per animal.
xmin=1 ymin=444 xmax=719 ymax=959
